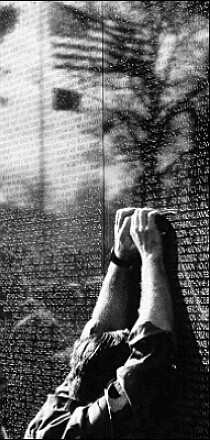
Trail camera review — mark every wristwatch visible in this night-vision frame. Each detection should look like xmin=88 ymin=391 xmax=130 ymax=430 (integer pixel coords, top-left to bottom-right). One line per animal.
xmin=109 ymin=248 xmax=131 ymax=268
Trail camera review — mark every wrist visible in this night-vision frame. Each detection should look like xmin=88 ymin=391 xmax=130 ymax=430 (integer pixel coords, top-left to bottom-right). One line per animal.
xmin=110 ymin=248 xmax=132 ymax=268
xmin=141 ymin=254 xmax=165 ymax=270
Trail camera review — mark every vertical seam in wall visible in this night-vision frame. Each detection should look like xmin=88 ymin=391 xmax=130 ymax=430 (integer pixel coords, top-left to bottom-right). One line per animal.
xmin=39 ymin=1 xmax=45 ymax=213
xmin=101 ymin=1 xmax=106 ymax=277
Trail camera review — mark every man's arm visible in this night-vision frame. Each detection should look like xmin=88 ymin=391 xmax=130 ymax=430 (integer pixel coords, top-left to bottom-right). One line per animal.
xmin=130 ymin=208 xmax=173 ymax=333
xmin=115 ymin=208 xmax=176 ymax=416
xmin=81 ymin=208 xmax=139 ymax=336
xmin=24 ymin=208 xmax=176 ymax=439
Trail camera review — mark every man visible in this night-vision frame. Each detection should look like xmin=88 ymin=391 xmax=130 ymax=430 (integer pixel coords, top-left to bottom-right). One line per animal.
xmin=25 ymin=207 xmax=177 ymax=439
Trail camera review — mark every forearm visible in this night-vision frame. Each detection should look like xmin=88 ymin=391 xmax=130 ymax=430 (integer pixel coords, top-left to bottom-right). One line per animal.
xmin=81 ymin=261 xmax=133 ymax=338
xmin=117 ymin=255 xmax=176 ymax=411
xmin=81 ymin=207 xmax=141 ymax=337
xmin=137 ymin=257 xmax=173 ymax=332
xmin=91 ymin=262 xmax=131 ymax=331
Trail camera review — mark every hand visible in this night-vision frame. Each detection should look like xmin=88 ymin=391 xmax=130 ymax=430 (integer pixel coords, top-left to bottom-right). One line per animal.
xmin=114 ymin=208 xmax=138 ymax=263
xmin=130 ymin=208 xmax=163 ymax=262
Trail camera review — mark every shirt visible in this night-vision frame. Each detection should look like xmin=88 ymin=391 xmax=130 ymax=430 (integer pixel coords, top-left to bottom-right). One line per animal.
xmin=24 ymin=322 xmax=177 ymax=439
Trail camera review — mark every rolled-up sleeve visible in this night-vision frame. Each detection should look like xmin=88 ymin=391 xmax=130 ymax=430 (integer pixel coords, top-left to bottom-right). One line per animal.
xmin=24 ymin=394 xmax=111 ymax=439
xmin=112 ymin=321 xmax=177 ymax=438
xmin=117 ymin=321 xmax=176 ymax=406
xmin=25 ymin=323 xmax=177 ymax=439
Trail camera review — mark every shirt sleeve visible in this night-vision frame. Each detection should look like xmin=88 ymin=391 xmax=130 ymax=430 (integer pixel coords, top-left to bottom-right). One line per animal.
xmin=24 ymin=323 xmax=176 ymax=439
xmin=66 ymin=396 xmax=111 ymax=439
xmin=24 ymin=393 xmax=112 ymax=439
xmin=114 ymin=321 xmax=177 ymax=438
xmin=116 ymin=321 xmax=176 ymax=405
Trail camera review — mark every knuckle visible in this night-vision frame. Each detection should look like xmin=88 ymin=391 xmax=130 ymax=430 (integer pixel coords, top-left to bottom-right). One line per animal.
xmin=148 ymin=212 xmax=155 ymax=221
xmin=148 ymin=210 xmax=158 ymax=225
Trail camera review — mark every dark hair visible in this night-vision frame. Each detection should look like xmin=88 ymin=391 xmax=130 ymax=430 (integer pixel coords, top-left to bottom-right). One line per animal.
xmin=66 ymin=331 xmax=130 ymax=404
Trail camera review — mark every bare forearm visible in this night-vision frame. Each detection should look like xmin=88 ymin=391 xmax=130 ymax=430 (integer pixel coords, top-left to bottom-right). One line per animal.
xmin=81 ymin=262 xmax=132 ymax=338
xmin=81 ymin=208 xmax=140 ymax=338
xmin=91 ymin=262 xmax=131 ymax=331
xmin=138 ymin=257 xmax=173 ymax=332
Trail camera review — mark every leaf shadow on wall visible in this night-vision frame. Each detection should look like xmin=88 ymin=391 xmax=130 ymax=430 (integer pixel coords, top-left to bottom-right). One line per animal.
xmin=0 ymin=5 xmax=19 ymax=39
xmin=51 ymin=1 xmax=209 ymax=210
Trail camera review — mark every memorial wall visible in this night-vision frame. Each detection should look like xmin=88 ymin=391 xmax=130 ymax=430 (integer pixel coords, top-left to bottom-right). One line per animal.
xmin=0 ymin=1 xmax=209 ymax=438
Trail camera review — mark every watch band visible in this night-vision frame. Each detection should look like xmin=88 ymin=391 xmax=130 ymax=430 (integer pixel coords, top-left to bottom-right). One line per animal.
xmin=109 ymin=248 xmax=131 ymax=268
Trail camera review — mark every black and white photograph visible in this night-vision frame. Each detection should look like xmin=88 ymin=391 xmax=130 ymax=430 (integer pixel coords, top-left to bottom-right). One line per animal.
xmin=0 ymin=1 xmax=209 ymax=438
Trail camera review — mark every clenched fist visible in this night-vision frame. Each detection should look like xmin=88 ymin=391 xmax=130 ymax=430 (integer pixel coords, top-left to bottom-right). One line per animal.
xmin=130 ymin=208 xmax=163 ymax=262
xmin=114 ymin=208 xmax=138 ymax=263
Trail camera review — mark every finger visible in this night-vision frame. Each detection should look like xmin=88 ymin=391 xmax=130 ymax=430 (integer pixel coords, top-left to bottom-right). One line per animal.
xmin=130 ymin=209 xmax=140 ymax=234
xmin=139 ymin=207 xmax=152 ymax=231
xmin=115 ymin=210 xmax=122 ymax=233
xmin=115 ymin=210 xmax=120 ymax=224
xmin=117 ymin=207 xmax=136 ymax=230
xmin=120 ymin=216 xmax=131 ymax=236
xmin=148 ymin=210 xmax=159 ymax=230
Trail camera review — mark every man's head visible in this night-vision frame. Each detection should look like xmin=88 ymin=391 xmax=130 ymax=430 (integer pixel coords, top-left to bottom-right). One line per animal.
xmin=66 ymin=331 xmax=130 ymax=405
